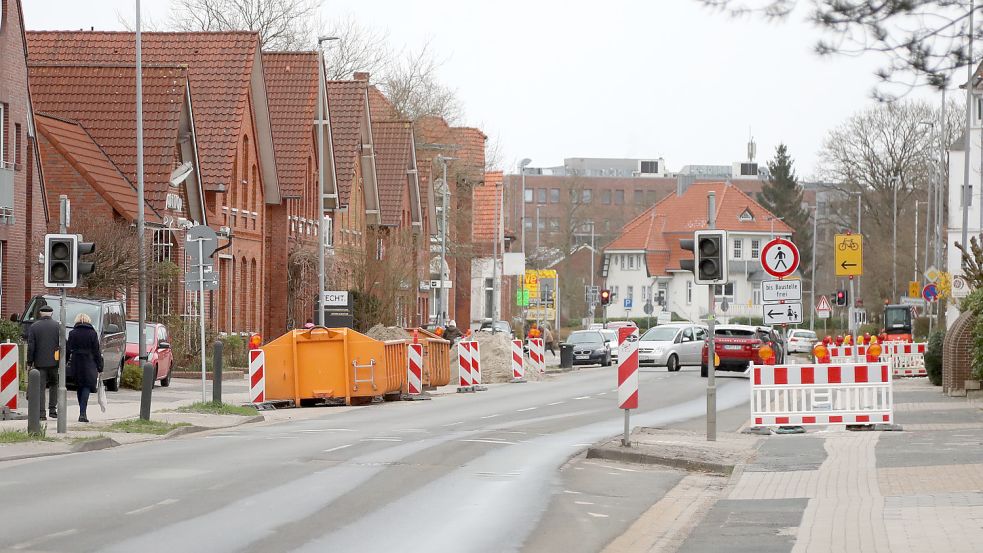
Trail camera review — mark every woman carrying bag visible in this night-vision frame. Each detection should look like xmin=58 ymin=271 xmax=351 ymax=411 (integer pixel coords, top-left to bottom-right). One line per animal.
xmin=67 ymin=313 xmax=103 ymax=423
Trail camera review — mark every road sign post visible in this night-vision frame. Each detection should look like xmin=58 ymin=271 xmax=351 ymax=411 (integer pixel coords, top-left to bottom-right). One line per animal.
xmin=815 ymin=295 xmax=832 ymax=319
xmin=834 ymin=234 xmax=863 ymax=277
xmin=763 ymin=302 xmax=803 ymax=325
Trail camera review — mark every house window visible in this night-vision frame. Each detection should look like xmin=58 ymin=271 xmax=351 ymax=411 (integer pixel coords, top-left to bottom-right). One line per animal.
xmin=550 ymin=188 xmax=560 ymax=203
xmin=524 ymin=189 xmax=533 ymax=203
xmin=582 ymin=189 xmax=592 ymax=203
xmin=753 ymin=288 xmax=762 ymax=305
xmin=614 ymin=190 xmax=624 ymax=205
xmin=639 ymin=160 xmax=659 ymax=174
xmin=548 ymin=218 xmax=559 ymax=231
xmin=977 ymin=96 xmax=983 ymax=122
xmin=601 ymin=189 xmax=611 ymax=204
xmin=537 ymin=188 xmax=547 ymax=203
xmin=713 ymin=282 xmax=735 ymax=300
xmin=634 ymin=189 xmax=644 ymax=204
xmin=628 ymin=255 xmax=636 ymax=270
xmin=641 ymin=285 xmax=649 ymax=301
xmin=733 ymin=239 xmax=742 ymax=259
xmin=484 ymin=278 xmax=494 ymax=318
xmin=658 ymin=281 xmax=668 ymax=305
xmin=740 ymin=162 xmax=758 ymax=176
xmin=627 ymin=286 xmax=634 ymax=303
xmin=150 ymin=230 xmax=174 ymax=317
xmin=524 ymin=219 xmax=533 ymax=231
xmin=612 ymin=285 xmax=619 ymax=299
xmin=739 ymin=208 xmax=754 ymax=222
xmin=376 ymin=238 xmax=384 ymax=260
xmin=537 ymin=218 xmax=545 ymax=230
xmin=750 ymin=239 xmax=760 ymax=259
xmin=686 ymin=281 xmax=693 ymax=304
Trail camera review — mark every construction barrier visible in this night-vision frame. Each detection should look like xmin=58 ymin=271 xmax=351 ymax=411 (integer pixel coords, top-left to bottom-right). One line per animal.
xmin=260 ymin=327 xmax=401 ymax=406
xmin=511 ymin=339 xmax=524 ymax=381
xmin=617 ymin=328 xmax=639 ymax=409
xmin=750 ymin=362 xmax=894 ymax=427
xmin=405 ymin=328 xmax=451 ymax=388
xmin=529 ymin=338 xmax=545 ymax=373
xmin=382 ymin=341 xmax=409 ymax=398
xmin=822 ymin=345 xmax=867 ymax=363
xmin=248 ymin=349 xmax=265 ymax=404
xmin=881 ymin=342 xmax=927 ymax=377
xmin=407 ymin=343 xmax=424 ymax=395
xmin=1 ymin=343 xmax=19 ymax=411
xmin=471 ymin=341 xmax=482 ymax=386
xmin=458 ymin=341 xmax=474 ymax=389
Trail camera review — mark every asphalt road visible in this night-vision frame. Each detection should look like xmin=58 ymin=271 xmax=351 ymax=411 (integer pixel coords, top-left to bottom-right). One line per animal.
xmin=0 ymin=364 xmax=751 ymax=553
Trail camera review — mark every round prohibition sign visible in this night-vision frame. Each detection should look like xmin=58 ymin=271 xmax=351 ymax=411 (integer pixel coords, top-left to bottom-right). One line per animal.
xmin=761 ymin=238 xmax=800 ymax=278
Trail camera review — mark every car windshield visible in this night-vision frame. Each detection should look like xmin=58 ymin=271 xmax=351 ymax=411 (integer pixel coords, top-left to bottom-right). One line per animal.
xmin=885 ymin=308 xmax=910 ymax=329
xmin=715 ymin=328 xmax=755 ymax=337
xmin=568 ymin=332 xmax=603 ymax=345
xmin=480 ymin=321 xmax=510 ymax=333
xmin=794 ymin=331 xmax=817 ymax=340
xmin=641 ymin=326 xmax=679 ymax=342
xmin=599 ymin=330 xmax=617 ymax=342
xmin=24 ymin=297 xmax=101 ymax=328
xmin=125 ymin=322 xmax=155 ymax=346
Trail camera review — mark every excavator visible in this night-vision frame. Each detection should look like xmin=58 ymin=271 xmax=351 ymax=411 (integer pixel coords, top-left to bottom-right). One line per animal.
xmin=881 ymin=304 xmax=913 ymax=342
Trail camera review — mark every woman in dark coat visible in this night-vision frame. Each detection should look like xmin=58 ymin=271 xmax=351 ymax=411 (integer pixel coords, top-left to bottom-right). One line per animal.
xmin=67 ymin=313 xmax=103 ymax=422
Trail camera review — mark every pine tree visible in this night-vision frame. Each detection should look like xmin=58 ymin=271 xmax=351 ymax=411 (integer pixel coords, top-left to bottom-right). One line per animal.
xmin=758 ymin=144 xmax=812 ymax=277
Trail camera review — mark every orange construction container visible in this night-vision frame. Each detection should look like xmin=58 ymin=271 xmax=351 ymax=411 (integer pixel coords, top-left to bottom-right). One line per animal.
xmin=404 ymin=328 xmax=451 ymax=388
xmin=382 ymin=340 xmax=409 ymax=398
xmin=261 ymin=327 xmax=402 ymax=406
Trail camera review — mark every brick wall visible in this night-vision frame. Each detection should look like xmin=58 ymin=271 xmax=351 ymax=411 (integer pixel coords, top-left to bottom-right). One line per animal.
xmin=943 ymin=310 xmax=976 ymax=395
xmin=37 ymin=134 xmax=118 ymax=223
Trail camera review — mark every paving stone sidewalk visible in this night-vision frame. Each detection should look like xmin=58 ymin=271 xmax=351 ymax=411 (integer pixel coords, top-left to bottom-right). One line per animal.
xmin=677 ymin=378 xmax=983 ymax=553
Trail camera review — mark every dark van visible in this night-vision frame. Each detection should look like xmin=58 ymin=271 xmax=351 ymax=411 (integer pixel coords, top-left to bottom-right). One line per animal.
xmin=16 ymin=295 xmax=127 ymax=391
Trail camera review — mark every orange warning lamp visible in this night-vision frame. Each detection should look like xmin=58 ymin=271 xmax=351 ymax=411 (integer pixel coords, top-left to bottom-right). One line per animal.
xmin=813 ymin=342 xmax=829 ymax=363
xmin=714 ymin=352 xmax=720 ymax=367
xmin=866 ymin=340 xmax=882 ymax=361
xmin=823 ymin=335 xmax=832 ymax=346
xmin=249 ymin=333 xmax=262 ymax=350
xmin=835 ymin=335 xmax=844 ymax=346
xmin=758 ymin=343 xmax=776 ymax=365
xmin=843 ymin=335 xmax=852 ymax=345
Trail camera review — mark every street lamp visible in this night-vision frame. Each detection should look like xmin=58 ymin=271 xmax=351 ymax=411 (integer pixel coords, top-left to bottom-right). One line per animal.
xmin=891 ymin=175 xmax=901 ymax=303
xmin=767 ymin=216 xmax=784 ymax=239
xmin=436 ymin=155 xmax=457 ymax=326
xmin=316 ymin=35 xmax=339 ymax=326
xmin=519 ymin=158 xmax=532 ymax=256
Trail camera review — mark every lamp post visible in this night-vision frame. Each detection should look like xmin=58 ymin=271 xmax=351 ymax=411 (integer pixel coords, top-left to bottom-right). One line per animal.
xmin=492 ymin=178 xmax=502 ymax=322
xmin=519 ymin=158 xmax=532 ymax=256
xmin=892 ymin=175 xmax=900 ymax=303
xmin=809 ymin=204 xmax=818 ymax=330
xmin=436 ymin=155 xmax=457 ymax=326
xmin=767 ymin=216 xmax=784 ymax=239
xmin=848 ymin=190 xmax=862 ymax=303
xmin=316 ymin=35 xmax=339 ymax=326
xmin=135 ymin=0 xmax=150 ymax=423
xmin=962 ymin=0 xmax=975 ymax=254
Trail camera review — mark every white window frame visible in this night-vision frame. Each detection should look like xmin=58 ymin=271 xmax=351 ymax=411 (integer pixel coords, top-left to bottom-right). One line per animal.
xmin=750 ymin=239 xmax=760 ymax=259
xmin=753 ymin=288 xmax=762 ymax=305
xmin=627 ymin=285 xmax=634 ymax=302
xmin=713 ymin=282 xmax=735 ymax=301
xmin=733 ymin=239 xmax=742 ymax=259
xmin=628 ymin=255 xmax=636 ymax=270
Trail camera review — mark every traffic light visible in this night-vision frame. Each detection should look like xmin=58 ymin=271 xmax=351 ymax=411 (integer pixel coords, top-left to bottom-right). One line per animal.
xmin=835 ymin=289 xmax=848 ymax=307
xmin=77 ymin=241 xmax=96 ymax=279
xmin=44 ymin=234 xmax=77 ymax=288
xmin=679 ymin=230 xmax=728 ymax=285
xmin=600 ymin=289 xmax=611 ymax=305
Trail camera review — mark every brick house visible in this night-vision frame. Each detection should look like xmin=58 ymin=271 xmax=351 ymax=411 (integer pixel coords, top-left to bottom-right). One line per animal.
xmin=0 ymin=0 xmax=48 ymax=318
xmin=28 ymin=31 xmax=282 ymax=336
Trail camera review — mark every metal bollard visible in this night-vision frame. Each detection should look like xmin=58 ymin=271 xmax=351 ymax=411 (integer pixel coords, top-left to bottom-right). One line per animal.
xmin=28 ymin=368 xmax=42 ymax=435
xmin=212 ymin=340 xmax=224 ymax=404
xmin=140 ymin=362 xmax=154 ymax=420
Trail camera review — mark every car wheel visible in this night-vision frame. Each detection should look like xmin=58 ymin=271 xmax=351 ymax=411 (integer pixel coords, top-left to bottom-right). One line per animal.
xmin=667 ymin=354 xmax=680 ymax=372
xmin=603 ymin=354 xmax=612 ymax=367
xmin=106 ymin=361 xmax=122 ymax=392
xmin=159 ymin=366 xmax=171 ymax=387
xmin=700 ymin=364 xmax=708 ymax=378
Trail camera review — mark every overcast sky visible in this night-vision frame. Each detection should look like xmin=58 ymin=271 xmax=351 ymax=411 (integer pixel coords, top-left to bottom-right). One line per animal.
xmin=24 ymin=0 xmax=942 ymax=179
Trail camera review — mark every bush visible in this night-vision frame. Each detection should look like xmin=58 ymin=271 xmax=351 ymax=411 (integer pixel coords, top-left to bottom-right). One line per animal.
xmin=221 ymin=334 xmax=247 ymax=368
xmin=120 ymin=363 xmax=143 ymax=390
xmin=0 ymin=319 xmax=24 ymax=344
xmin=925 ymin=329 xmax=945 ymax=386
xmin=962 ymin=289 xmax=983 ymax=380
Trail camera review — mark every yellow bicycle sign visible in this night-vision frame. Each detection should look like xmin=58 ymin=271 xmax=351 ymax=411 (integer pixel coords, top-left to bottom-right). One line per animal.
xmin=834 ymin=234 xmax=863 ymax=276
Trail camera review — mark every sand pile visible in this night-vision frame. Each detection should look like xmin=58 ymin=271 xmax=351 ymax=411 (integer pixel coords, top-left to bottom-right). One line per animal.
xmin=365 ymin=324 xmax=412 ymax=342
xmin=450 ymin=331 xmax=546 ymax=383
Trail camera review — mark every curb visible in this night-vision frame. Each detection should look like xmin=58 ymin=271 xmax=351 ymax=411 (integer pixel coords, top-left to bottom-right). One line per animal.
xmin=586 ymin=445 xmax=736 ymax=475
xmin=70 ymin=436 xmax=120 ymax=452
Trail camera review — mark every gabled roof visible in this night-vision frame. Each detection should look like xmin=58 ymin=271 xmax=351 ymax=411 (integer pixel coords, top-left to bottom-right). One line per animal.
xmin=262 ymin=52 xmax=318 ymax=199
xmin=372 ymin=120 xmax=414 ymax=227
xmin=26 ymin=31 xmax=273 ymax=200
xmin=367 ymin=85 xmax=401 ymax=121
xmin=472 ymin=171 xmax=504 ymax=243
xmin=326 ymin=79 xmax=368 ymax=206
xmin=604 ymin=182 xmax=794 ymax=276
xmin=35 ymin=113 xmax=161 ymax=223
xmin=27 ymin=63 xmax=189 ymax=211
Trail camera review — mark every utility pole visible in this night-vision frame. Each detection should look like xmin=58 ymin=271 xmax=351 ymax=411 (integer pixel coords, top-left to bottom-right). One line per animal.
xmin=492 ymin=179 xmax=501 ymax=322
xmin=962 ymin=0 xmax=974 ymax=254
xmin=315 ymin=36 xmax=338 ymax=326
xmin=892 ymin=175 xmax=900 ymax=303
xmin=56 ymin=197 xmax=68 ymax=434
xmin=855 ymin=192 xmax=862 ymax=303
xmin=706 ymin=191 xmax=717 ymax=442
xmin=939 ymin=86 xmax=947 ymax=272
xmin=436 ymin=156 xmax=456 ymax=326
xmin=915 ymin=201 xmax=923 ymax=285
xmin=810 ymin=204 xmax=818 ymax=330
xmin=590 ymin=222 xmax=596 ymax=324
xmin=135 ymin=0 xmax=152 ymax=420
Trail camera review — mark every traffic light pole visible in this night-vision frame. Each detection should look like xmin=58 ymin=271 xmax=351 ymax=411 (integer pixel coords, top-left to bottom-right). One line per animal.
xmin=706 ymin=192 xmax=716 ymax=442
xmin=57 ymin=196 xmax=68 ymax=434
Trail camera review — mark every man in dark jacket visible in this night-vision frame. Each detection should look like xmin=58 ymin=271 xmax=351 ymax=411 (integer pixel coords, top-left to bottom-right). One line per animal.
xmin=26 ymin=306 xmax=61 ymax=419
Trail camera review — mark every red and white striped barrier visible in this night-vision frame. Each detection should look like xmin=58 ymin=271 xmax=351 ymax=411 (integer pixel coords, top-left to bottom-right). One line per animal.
xmin=248 ymin=349 xmax=265 ymax=404
xmin=458 ymin=341 xmax=473 ymax=389
xmin=0 ymin=343 xmax=19 ymax=411
xmin=617 ymin=328 xmax=639 ymax=409
xmin=882 ymin=342 xmax=926 ymax=377
xmin=407 ymin=343 xmax=424 ymax=395
xmin=750 ymin=362 xmax=894 ymax=427
xmin=529 ymin=338 xmax=545 ymax=373
xmin=882 ymin=342 xmax=926 ymax=355
xmin=470 ymin=341 xmax=482 ymax=386
xmin=818 ymin=345 xmax=867 ymax=363
xmin=511 ymin=339 xmax=525 ymax=381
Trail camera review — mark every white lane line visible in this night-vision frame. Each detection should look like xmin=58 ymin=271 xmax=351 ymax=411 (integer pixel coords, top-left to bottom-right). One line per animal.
xmin=314 ymin=428 xmax=356 ymax=432
xmin=460 ymin=439 xmax=516 ymax=445
xmin=516 ymin=407 xmax=537 ymax=412
xmin=573 ymin=396 xmax=591 ymax=400
xmin=547 ymin=401 xmax=564 ymax=406
xmin=11 ymin=528 xmax=78 ymax=550
xmin=360 ymin=437 xmax=402 ymax=442
xmin=562 ymin=489 xmax=582 ymax=495
xmin=587 ymin=512 xmax=609 ymax=518
xmin=125 ymin=499 xmax=179 ymax=516
xmin=479 ymin=414 xmax=501 ymax=419
xmin=323 ymin=444 xmax=353 ymax=453
xmin=441 ymin=421 xmax=465 ymax=427
xmin=574 ymin=500 xmax=595 ymax=505
xmin=597 ymin=392 xmax=607 ymax=395
xmin=393 ymin=428 xmax=427 ymax=433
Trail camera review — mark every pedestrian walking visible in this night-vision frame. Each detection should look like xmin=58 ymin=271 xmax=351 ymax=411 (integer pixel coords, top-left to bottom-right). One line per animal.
xmin=26 ymin=305 xmax=61 ymax=420
xmin=66 ymin=313 xmax=103 ymax=423
xmin=544 ymin=326 xmax=556 ymax=356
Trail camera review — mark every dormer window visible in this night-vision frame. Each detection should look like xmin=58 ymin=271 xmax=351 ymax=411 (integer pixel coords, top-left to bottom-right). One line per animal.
xmin=738 ymin=208 xmax=754 ymax=222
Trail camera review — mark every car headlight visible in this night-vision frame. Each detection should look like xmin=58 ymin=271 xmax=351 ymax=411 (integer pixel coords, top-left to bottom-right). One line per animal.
xmin=593 ymin=348 xmax=606 ymax=355
xmin=653 ymin=347 xmax=664 ymax=356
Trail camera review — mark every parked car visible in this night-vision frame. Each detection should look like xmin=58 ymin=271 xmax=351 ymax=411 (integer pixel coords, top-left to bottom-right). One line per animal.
xmin=638 ymin=323 xmax=707 ymax=371
xmin=605 ymin=320 xmax=638 ymax=331
xmin=599 ymin=328 xmax=619 ymax=362
xmin=564 ymin=330 xmax=611 ymax=366
xmin=786 ymin=329 xmax=818 ymax=354
xmin=478 ymin=319 xmax=514 ymax=339
xmin=125 ymin=321 xmax=174 ymax=387
xmin=700 ymin=324 xmax=769 ymax=377
xmin=16 ymin=295 xmax=127 ymax=391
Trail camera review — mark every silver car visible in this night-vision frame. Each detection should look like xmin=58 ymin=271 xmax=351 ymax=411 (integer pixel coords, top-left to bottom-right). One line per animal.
xmin=637 ymin=323 xmax=707 ymax=372
xmin=599 ymin=329 xmax=619 ymax=361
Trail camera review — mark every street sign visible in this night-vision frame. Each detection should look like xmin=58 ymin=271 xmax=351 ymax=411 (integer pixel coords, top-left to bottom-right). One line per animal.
xmin=834 ymin=234 xmax=863 ymax=276
xmin=429 ymin=280 xmax=453 ymax=289
xmin=321 ymin=290 xmax=350 ymax=307
xmin=760 ymin=238 xmax=799 ymax=278
xmin=517 ymin=289 xmax=530 ymax=306
xmin=761 ymin=279 xmax=801 ymax=302
xmin=185 ymin=265 xmax=219 ymax=292
xmin=815 ymin=295 xmax=832 ymax=319
xmin=900 ymin=296 xmax=925 ymax=307
xmin=643 ymin=301 xmax=654 ymax=315
xmin=924 ymin=266 xmax=940 ymax=283
xmin=908 ymin=281 xmax=920 ymax=298
xmin=952 ymin=275 xmax=970 ymax=298
xmin=850 ymin=307 xmax=867 ymax=326
xmin=910 ymin=305 xmax=920 ymax=319
xmin=922 ymin=283 xmax=939 ymax=303
xmin=763 ymin=302 xmax=803 ymax=325
xmin=186 ymin=225 xmax=219 ymax=263
xmin=657 ymin=311 xmax=671 ymax=325
xmin=623 ymin=298 xmax=633 ymax=309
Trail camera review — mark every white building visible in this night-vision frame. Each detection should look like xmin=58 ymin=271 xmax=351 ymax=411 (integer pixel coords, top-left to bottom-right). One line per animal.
xmin=601 ymin=182 xmax=794 ymax=323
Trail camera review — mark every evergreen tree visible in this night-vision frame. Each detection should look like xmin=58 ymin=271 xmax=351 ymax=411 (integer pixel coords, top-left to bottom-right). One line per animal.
xmin=758 ymin=144 xmax=812 ymax=278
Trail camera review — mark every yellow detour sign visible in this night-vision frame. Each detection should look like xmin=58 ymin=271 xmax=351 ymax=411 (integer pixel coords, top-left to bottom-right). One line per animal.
xmin=524 ymin=270 xmax=539 ymax=295
xmin=908 ymin=281 xmax=920 ymax=298
xmin=834 ymin=234 xmax=863 ymax=276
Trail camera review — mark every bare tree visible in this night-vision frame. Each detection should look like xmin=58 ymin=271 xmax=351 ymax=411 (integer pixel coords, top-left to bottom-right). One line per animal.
xmin=321 ymin=16 xmax=392 ymax=80
xmin=380 ymin=42 xmax=463 ymax=124
xmin=169 ymin=0 xmax=322 ymax=50
xmin=698 ymin=0 xmax=982 ymax=97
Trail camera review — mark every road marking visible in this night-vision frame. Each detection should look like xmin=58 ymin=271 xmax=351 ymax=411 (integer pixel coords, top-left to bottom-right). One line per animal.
xmin=480 ymin=414 xmax=501 ymax=419
xmin=11 ymin=529 xmax=78 ymax=550
xmin=323 ymin=444 xmax=353 ymax=453
xmin=441 ymin=421 xmax=465 ymax=427
xmin=562 ymin=490 xmax=582 ymax=495
xmin=597 ymin=392 xmax=607 ymax=395
xmin=125 ymin=498 xmax=179 ymax=516
xmin=516 ymin=407 xmax=537 ymax=412
xmin=574 ymin=500 xmax=595 ymax=505
xmin=460 ymin=438 xmax=516 ymax=445
xmin=573 ymin=396 xmax=591 ymax=400
xmin=393 ymin=428 xmax=427 ymax=433
xmin=547 ymin=401 xmax=564 ymax=406
xmin=360 ymin=437 xmax=402 ymax=442
xmin=587 ymin=512 xmax=609 ymax=518
xmin=315 ymin=428 xmax=355 ymax=432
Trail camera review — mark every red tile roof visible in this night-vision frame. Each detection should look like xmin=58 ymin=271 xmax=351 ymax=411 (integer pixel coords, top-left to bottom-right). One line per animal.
xmin=35 ymin=113 xmax=160 ymax=223
xmin=367 ymin=85 xmax=400 ymax=122
xmin=28 ymin=63 xmax=188 ymax=212
xmin=326 ymin=79 xmax=368 ymax=206
xmin=606 ymin=182 xmax=794 ymax=276
xmin=26 ymin=31 xmax=260 ymax=194
xmin=372 ymin=120 xmax=413 ymax=227
xmin=472 ymin=171 xmax=504 ymax=243
xmin=262 ymin=52 xmax=318 ymax=199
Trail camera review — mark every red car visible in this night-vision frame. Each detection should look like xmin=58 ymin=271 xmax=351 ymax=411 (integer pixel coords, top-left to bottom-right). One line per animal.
xmin=701 ymin=324 xmax=772 ymax=377
xmin=125 ymin=321 xmax=174 ymax=387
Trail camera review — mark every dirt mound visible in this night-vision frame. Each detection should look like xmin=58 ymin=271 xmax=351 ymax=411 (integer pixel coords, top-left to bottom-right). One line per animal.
xmin=451 ymin=332 xmax=546 ymax=383
xmin=365 ymin=324 xmax=411 ymax=342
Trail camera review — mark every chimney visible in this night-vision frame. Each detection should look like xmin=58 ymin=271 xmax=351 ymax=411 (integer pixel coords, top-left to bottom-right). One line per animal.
xmin=353 ymin=72 xmax=370 ymax=82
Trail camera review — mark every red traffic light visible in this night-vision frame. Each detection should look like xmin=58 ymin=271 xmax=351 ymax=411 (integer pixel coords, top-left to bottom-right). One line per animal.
xmin=600 ymin=289 xmax=611 ymax=305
